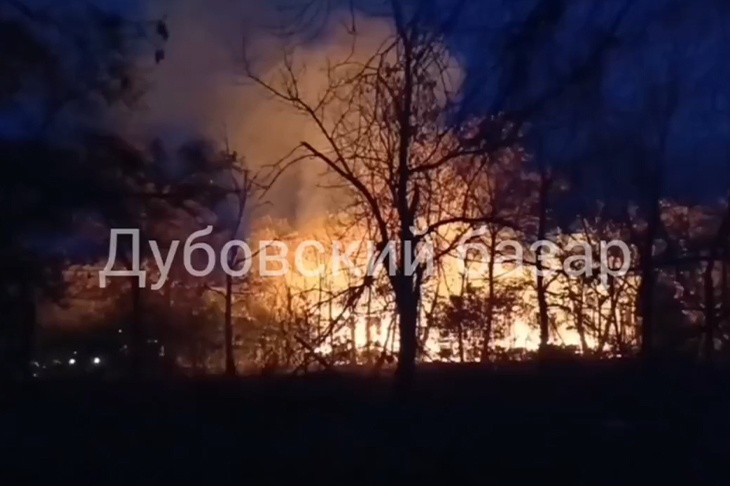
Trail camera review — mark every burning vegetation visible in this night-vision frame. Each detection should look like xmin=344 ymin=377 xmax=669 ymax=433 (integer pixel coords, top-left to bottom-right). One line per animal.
xmin=3 ymin=0 xmax=730 ymax=384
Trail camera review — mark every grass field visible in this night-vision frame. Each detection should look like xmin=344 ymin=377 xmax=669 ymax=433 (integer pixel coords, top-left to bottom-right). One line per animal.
xmin=1 ymin=361 xmax=728 ymax=484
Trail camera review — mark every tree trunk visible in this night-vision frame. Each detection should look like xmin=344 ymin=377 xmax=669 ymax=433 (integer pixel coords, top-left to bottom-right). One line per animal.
xmin=638 ymin=198 xmax=660 ymax=359
xmin=394 ymin=292 xmax=418 ymax=395
xmin=350 ymin=317 xmax=358 ymax=366
xmin=637 ymin=267 xmax=655 ymax=358
xmin=536 ymin=173 xmax=550 ymax=353
xmin=703 ymin=259 xmax=717 ymax=362
xmin=224 ymin=272 xmax=236 ymax=376
xmin=536 ymin=268 xmax=550 ymax=351
xmin=481 ymin=231 xmax=497 ymax=362
xmin=18 ymin=287 xmax=36 ymax=380
xmin=574 ymin=292 xmax=588 ymax=354
xmin=609 ymin=295 xmax=622 ymax=355
xmin=457 ymin=270 xmax=466 ymax=362
xmin=457 ymin=318 xmax=465 ymax=362
xmin=6 ymin=284 xmax=37 ymax=380
xmin=128 ymin=275 xmax=143 ymax=377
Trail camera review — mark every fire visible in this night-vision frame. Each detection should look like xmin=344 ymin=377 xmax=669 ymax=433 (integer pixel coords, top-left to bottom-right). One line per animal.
xmin=244 ymin=213 xmax=637 ymax=362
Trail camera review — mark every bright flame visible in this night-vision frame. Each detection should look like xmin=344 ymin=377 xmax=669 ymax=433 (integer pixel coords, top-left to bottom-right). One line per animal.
xmin=245 ymin=214 xmax=637 ymax=363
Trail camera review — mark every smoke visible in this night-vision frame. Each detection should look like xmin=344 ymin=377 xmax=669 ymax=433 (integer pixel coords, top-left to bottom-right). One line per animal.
xmin=121 ymin=0 xmax=460 ymax=228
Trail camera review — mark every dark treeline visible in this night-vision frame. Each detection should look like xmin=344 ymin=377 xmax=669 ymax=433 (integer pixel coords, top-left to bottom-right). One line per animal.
xmin=5 ymin=1 xmax=730 ymax=482
xmin=2 ymin=0 xmax=730 ymax=390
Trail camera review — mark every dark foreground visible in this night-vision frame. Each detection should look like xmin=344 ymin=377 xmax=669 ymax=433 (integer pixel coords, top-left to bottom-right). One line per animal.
xmin=1 ymin=361 xmax=729 ymax=484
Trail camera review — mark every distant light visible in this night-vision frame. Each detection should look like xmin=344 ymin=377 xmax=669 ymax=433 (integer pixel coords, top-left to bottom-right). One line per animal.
xmin=93 ymin=357 xmax=101 ymax=365
xmin=68 ymin=358 xmax=76 ymax=365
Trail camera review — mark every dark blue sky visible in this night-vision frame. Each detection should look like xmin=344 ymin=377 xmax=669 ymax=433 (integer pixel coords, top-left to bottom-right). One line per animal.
xmin=4 ymin=0 xmax=730 ymax=202
xmin=454 ymin=0 xmax=730 ymax=201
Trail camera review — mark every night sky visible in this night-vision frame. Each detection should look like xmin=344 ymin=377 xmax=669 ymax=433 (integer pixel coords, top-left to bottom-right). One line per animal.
xmin=4 ymin=0 xmax=730 ymax=201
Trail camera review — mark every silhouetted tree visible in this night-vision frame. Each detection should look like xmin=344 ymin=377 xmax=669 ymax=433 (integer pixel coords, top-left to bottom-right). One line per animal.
xmin=0 ymin=1 xmax=168 ymax=378
xmin=248 ymin=0 xmax=635 ymax=392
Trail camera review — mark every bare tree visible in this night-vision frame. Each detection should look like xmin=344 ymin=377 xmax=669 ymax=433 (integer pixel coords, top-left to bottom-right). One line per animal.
xmin=245 ymin=0 xmax=634 ymax=391
xmin=0 ymin=0 xmax=168 ymax=379
xmin=246 ymin=9 xmax=511 ymax=390
xmin=203 ymin=145 xmax=270 ymax=376
xmin=662 ymin=198 xmax=730 ymax=361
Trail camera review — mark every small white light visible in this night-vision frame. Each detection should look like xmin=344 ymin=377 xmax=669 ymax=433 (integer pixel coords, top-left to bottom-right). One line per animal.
xmin=93 ymin=357 xmax=101 ymax=365
xmin=68 ymin=358 xmax=76 ymax=365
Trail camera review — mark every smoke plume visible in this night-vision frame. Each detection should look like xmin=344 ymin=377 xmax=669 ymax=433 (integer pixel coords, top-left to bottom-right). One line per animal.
xmin=111 ymin=1 xmax=354 ymax=225
xmin=121 ymin=0 xmax=461 ymax=229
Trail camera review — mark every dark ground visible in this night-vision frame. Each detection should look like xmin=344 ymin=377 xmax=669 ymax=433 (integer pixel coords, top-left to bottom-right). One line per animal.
xmin=1 ymin=360 xmax=729 ymax=485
